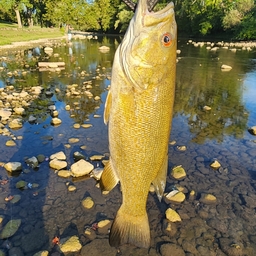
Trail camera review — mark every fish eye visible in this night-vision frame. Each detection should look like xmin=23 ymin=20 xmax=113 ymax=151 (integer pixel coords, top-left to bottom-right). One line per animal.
xmin=162 ymin=33 xmax=172 ymax=47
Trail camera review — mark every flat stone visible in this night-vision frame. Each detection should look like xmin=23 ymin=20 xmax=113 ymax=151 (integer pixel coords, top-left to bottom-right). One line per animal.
xmin=8 ymin=118 xmax=23 ymax=129
xmin=4 ymin=162 xmax=22 ymax=172
xmin=200 ymin=193 xmax=217 ymax=204
xmin=51 ymin=117 xmax=62 ymax=125
xmin=210 ymin=160 xmax=221 ymax=169
xmin=171 ymin=165 xmax=187 ymax=180
xmin=13 ymin=107 xmax=25 ymax=115
xmin=82 ymin=197 xmax=94 ymax=209
xmin=0 ymin=219 xmax=21 ymax=239
xmin=70 ymin=159 xmax=94 ymax=177
xmin=90 ymin=155 xmax=104 ymax=161
xmin=165 ymin=208 xmax=182 ymax=222
xmin=58 ymin=170 xmax=71 ymax=178
xmin=49 ymin=159 xmax=67 ymax=170
xmin=68 ymin=137 xmax=80 ymax=143
xmin=165 ymin=191 xmax=186 ymax=203
xmin=6 ymin=140 xmax=16 ymax=146
xmin=81 ymin=124 xmax=92 ymax=129
xmin=50 ymin=151 xmax=66 ymax=160
xmin=60 ymin=236 xmax=82 ymax=253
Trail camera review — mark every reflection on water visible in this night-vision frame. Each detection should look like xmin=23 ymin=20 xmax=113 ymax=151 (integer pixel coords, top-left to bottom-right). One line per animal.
xmin=0 ymin=37 xmax=256 ymax=255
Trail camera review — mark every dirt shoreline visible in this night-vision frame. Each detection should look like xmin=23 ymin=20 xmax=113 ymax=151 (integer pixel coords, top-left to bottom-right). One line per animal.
xmin=0 ymin=36 xmax=66 ymax=52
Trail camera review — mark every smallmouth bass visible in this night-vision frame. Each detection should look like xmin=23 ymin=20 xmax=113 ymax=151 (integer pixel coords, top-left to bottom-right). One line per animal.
xmin=100 ymin=0 xmax=177 ymax=248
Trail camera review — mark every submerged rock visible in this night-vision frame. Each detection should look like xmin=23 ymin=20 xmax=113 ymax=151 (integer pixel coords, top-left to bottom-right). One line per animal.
xmin=60 ymin=236 xmax=82 ymax=253
xmin=165 ymin=208 xmax=182 ymax=222
xmin=0 ymin=219 xmax=21 ymax=239
xmin=171 ymin=165 xmax=187 ymax=180
xmin=200 ymin=193 xmax=217 ymax=204
xmin=82 ymin=197 xmax=94 ymax=209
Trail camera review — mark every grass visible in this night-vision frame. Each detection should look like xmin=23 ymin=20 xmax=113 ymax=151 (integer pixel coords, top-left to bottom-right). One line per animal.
xmin=0 ymin=21 xmax=64 ymax=46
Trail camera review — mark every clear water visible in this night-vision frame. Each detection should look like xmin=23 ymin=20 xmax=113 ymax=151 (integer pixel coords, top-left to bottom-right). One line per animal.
xmin=0 ymin=36 xmax=256 ymax=255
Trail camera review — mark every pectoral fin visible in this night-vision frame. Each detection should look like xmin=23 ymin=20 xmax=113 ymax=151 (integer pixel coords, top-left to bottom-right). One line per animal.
xmin=100 ymin=159 xmax=119 ymax=191
xmin=104 ymin=90 xmax=112 ymax=124
xmin=152 ymin=154 xmax=168 ymax=201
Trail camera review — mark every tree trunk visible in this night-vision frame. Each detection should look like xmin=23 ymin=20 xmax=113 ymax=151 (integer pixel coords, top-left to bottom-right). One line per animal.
xmin=15 ymin=9 xmax=22 ymax=28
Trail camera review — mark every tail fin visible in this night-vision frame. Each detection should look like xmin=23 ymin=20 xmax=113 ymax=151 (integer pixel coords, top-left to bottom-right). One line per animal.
xmin=109 ymin=206 xmax=150 ymax=248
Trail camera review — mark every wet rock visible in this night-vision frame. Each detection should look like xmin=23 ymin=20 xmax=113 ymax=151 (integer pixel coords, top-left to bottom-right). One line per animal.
xmin=8 ymin=118 xmax=23 ymax=129
xmin=51 ymin=110 xmax=58 ymax=117
xmin=0 ymin=249 xmax=5 ymax=256
xmin=81 ymin=124 xmax=92 ymax=129
xmin=189 ymin=190 xmax=195 ymax=200
xmin=21 ymin=228 xmax=48 ymax=254
xmin=16 ymin=180 xmax=27 ymax=189
xmin=0 ymin=219 xmax=21 ymax=239
xmin=73 ymin=151 xmax=86 ymax=161
xmin=84 ymin=228 xmax=96 ymax=240
xmin=203 ymin=105 xmax=211 ymax=111
xmin=162 ymin=219 xmax=177 ymax=237
xmin=248 ymin=126 xmax=256 ymax=135
xmin=60 ymin=236 xmax=82 ymax=253
xmin=25 ymin=156 xmax=38 ymax=168
xmin=13 ymin=107 xmax=25 ymax=115
xmin=8 ymin=247 xmax=24 ymax=256
xmin=90 ymin=155 xmax=104 ymax=161
xmin=0 ymin=109 xmax=12 ymax=119
xmin=5 ymin=140 xmax=16 ymax=146
xmin=97 ymin=219 xmax=111 ymax=235
xmin=171 ymin=165 xmax=186 ymax=180
xmin=81 ymin=239 xmax=117 ymax=255
xmin=11 ymin=195 xmax=21 ymax=204
xmin=68 ymin=185 xmax=76 ymax=192
xmin=82 ymin=197 xmax=94 ymax=209
xmin=199 ymin=193 xmax=217 ymax=204
xmin=49 ymin=159 xmax=67 ymax=170
xmin=210 ymin=160 xmax=221 ymax=169
xmin=160 ymin=243 xmax=185 ymax=256
xmin=51 ymin=117 xmax=62 ymax=125
xmin=73 ymin=123 xmax=80 ymax=129
xmin=68 ymin=137 xmax=79 ymax=143
xmin=37 ymin=154 xmax=45 ymax=163
xmin=28 ymin=115 xmax=37 ymax=123
xmin=165 ymin=208 xmax=182 ymax=222
xmin=165 ymin=190 xmax=186 ymax=203
xmin=33 ymin=251 xmax=49 ymax=256
xmin=182 ymin=240 xmax=199 ymax=255
xmin=91 ymin=167 xmax=103 ymax=181
xmin=176 ymin=145 xmax=187 ymax=151
xmin=4 ymin=162 xmax=22 ymax=172
xmin=70 ymin=159 xmax=94 ymax=177
xmin=65 ymin=105 xmax=70 ymax=110
xmin=50 ymin=151 xmax=66 ymax=160
xmin=58 ymin=170 xmax=71 ymax=178
xmin=221 ymin=64 xmax=232 ymax=70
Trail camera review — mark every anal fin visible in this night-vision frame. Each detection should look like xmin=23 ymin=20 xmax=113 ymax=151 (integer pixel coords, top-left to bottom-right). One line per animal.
xmin=152 ymin=154 xmax=168 ymax=201
xmin=100 ymin=159 xmax=119 ymax=191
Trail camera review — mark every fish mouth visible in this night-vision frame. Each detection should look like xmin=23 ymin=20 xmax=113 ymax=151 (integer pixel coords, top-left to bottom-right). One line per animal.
xmin=140 ymin=1 xmax=175 ymax=26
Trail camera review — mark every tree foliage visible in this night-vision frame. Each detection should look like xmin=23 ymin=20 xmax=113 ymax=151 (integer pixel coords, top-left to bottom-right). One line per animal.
xmin=0 ymin=0 xmax=256 ymax=39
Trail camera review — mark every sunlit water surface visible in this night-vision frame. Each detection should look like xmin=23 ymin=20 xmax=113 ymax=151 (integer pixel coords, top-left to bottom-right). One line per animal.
xmin=0 ymin=37 xmax=256 ymax=255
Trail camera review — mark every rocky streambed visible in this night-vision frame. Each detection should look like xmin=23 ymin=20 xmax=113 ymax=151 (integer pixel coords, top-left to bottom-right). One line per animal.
xmin=0 ymin=37 xmax=256 ymax=255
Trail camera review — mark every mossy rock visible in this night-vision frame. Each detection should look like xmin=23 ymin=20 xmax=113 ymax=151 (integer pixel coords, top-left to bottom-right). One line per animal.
xmin=0 ymin=219 xmax=21 ymax=239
